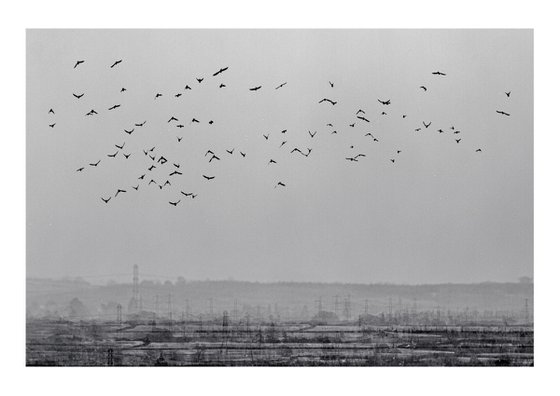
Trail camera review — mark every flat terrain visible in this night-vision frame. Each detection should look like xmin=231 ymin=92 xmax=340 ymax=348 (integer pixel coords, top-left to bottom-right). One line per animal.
xmin=26 ymin=319 xmax=533 ymax=366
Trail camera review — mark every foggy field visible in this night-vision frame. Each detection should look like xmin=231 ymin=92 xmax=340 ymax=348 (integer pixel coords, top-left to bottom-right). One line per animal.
xmin=26 ymin=319 xmax=533 ymax=366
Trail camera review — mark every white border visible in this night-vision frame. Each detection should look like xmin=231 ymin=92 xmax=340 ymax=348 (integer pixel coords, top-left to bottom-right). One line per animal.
xmin=2 ymin=1 xmax=558 ymax=395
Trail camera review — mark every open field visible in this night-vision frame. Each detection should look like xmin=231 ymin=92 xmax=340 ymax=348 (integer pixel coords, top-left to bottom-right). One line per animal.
xmin=27 ymin=319 xmax=533 ymax=366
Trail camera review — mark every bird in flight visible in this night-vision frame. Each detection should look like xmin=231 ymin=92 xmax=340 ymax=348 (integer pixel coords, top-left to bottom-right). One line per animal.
xmin=148 ymin=165 xmax=156 ymax=171
xmin=357 ymin=116 xmax=370 ymax=123
xmin=155 ymin=93 xmax=163 ymax=99
xmin=437 ymin=129 xmax=444 ymax=133
xmin=108 ymin=151 xmax=118 ymax=158
xmin=120 ymin=87 xmax=126 ymax=93
xmin=415 ymin=127 xmax=422 ymax=132
xmin=181 ymin=191 xmax=193 ymax=197
xmin=249 ymin=85 xmax=262 ymax=91
xmin=275 ymin=182 xmax=286 ymax=188
xmin=49 ymin=123 xmax=56 ymax=128
xmin=124 ymin=128 xmax=134 ymax=135
xmin=76 ymin=167 xmax=84 ymax=172
xmin=505 ymin=91 xmax=511 ymax=97
xmin=115 ymin=142 xmax=125 ymax=150
xmin=205 ymin=150 xmax=215 ymax=157
xmin=319 ymin=98 xmax=337 ymax=105
xmin=212 ymin=66 xmax=229 ymax=76
xmin=173 ymin=163 xmax=180 ymax=169
xmin=423 ymin=121 xmax=432 ymax=129
xmin=123 ymin=153 xmax=131 ymax=159
xmin=403 ymin=115 xmax=407 ymax=118
xmin=135 ymin=121 xmax=146 ymax=127
xmin=169 ymin=170 xmax=182 ymax=176
xmin=281 ymin=129 xmax=287 ymax=134
xmin=209 ymin=154 xmax=221 ymax=163
xmin=420 ymin=86 xmax=427 ymax=91
xmin=209 ymin=120 xmax=214 ymax=125
xmin=185 ymin=85 xmax=192 ymax=90
xmin=390 ymin=159 xmax=395 ymax=163
xmin=177 ymin=136 xmax=183 ymax=142
xmin=308 ymin=130 xmax=317 ymax=138
xmin=73 ymin=93 xmax=84 ymax=99
xmin=397 ymin=150 xmax=402 ymax=154
xmin=291 ymin=148 xmax=304 ymax=155
xmin=455 ymin=139 xmax=462 ymax=143
xmin=169 ymin=200 xmax=181 ymax=206
xmin=240 ymin=151 xmax=246 ymax=157
xmin=432 ymin=71 xmax=446 ymax=76
xmin=168 ymin=116 xmax=178 ymax=123
xmin=219 ymin=83 xmax=226 ymax=88
xmin=263 ymin=134 xmax=269 ymax=140
xmin=196 ymin=77 xmax=204 ymax=83
xmin=268 ymin=159 xmax=277 ymax=165
xmin=279 ymin=141 xmax=287 ymax=148
xmin=378 ymin=99 xmax=391 ymax=105
xmin=115 ymin=189 xmax=126 ymax=197
xmin=275 ymin=82 xmax=287 ymax=90
xmin=101 ymin=197 xmax=111 ymax=204
xmin=132 ymin=185 xmax=139 ymax=191
xmin=74 ymin=60 xmax=85 ymax=69
xmin=175 ymin=93 xmax=182 ymax=98
xmin=203 ymin=175 xmax=215 ymax=180
xmin=139 ymin=174 xmax=146 ymax=180
xmin=108 ymin=104 xmax=121 ymax=110
xmin=349 ymin=123 xmax=355 ymax=128
xmin=89 ymin=160 xmax=100 ymax=167
xmin=496 ymin=110 xmax=510 ymax=116
xmin=48 ymin=108 xmax=55 ymax=114
xmin=476 ymin=148 xmax=482 ymax=152
xmin=329 ymin=81 xmax=334 ymax=87
xmin=85 ymin=109 xmax=98 ymax=116
xmin=191 ymin=118 xmax=200 ymax=123
xmin=226 ymin=148 xmax=234 ymax=155
xmin=110 ymin=59 xmax=122 ymax=68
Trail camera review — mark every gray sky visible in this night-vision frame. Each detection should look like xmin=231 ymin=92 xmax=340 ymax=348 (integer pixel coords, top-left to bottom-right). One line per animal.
xmin=26 ymin=29 xmax=533 ymax=284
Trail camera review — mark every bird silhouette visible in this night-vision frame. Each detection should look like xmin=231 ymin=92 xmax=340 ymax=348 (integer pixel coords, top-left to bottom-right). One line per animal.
xmin=226 ymin=149 xmax=234 ymax=154
xmin=108 ymin=104 xmax=120 ymax=110
xmin=263 ymin=134 xmax=269 ymax=140
xmin=476 ymin=148 xmax=482 ymax=152
xmin=168 ymin=116 xmax=178 ymax=123
xmin=349 ymin=123 xmax=355 ymax=128
xmin=110 ymin=59 xmax=122 ymax=68
xmin=275 ymin=182 xmax=286 ymax=188
xmin=191 ymin=118 xmax=200 ymax=123
xmin=131 ymin=185 xmax=139 ymax=191
xmin=329 ymin=81 xmax=334 ymax=87
xmin=123 ymin=153 xmax=131 ymax=159
xmin=177 ymin=124 xmax=184 ymax=128
xmin=108 ymin=151 xmax=118 ymax=158
xmin=390 ymin=159 xmax=395 ymax=163
xmin=175 ymin=93 xmax=182 ymax=98
xmin=124 ymin=128 xmax=134 ymax=135
xmin=280 ymin=141 xmax=287 ymax=148
xmin=181 ymin=191 xmax=193 ymax=197
xmin=177 ymin=137 xmax=183 ymax=142
xmin=268 ymin=159 xmax=277 ymax=165
xmin=319 ymin=98 xmax=337 ymax=105
xmin=209 ymin=154 xmax=221 ymax=163
xmin=496 ymin=110 xmax=510 ymax=116
xmin=184 ymin=84 xmax=192 ymax=90
xmin=281 ymin=129 xmax=287 ymax=134
xmin=365 ymin=133 xmax=375 ymax=139
xmin=415 ymin=128 xmax=422 ymax=132
xmin=85 ymin=110 xmax=98 ymax=116
xmin=505 ymin=91 xmax=511 ymax=97
xmin=149 ymin=146 xmax=155 ymax=152
xmin=89 ymin=160 xmax=100 ymax=167
xmin=378 ymin=99 xmax=391 ymax=105
xmin=173 ymin=163 xmax=180 ymax=168
xmin=115 ymin=142 xmax=125 ymax=150
xmin=148 ymin=179 xmax=156 ymax=185
xmin=357 ymin=116 xmax=370 ymax=123
xmin=203 ymin=175 xmax=215 ymax=180
xmin=356 ymin=110 xmax=365 ymax=115
xmin=397 ymin=150 xmax=402 ymax=154
xmin=420 ymin=86 xmax=427 ymax=91
xmin=455 ymin=139 xmax=462 ymax=143
xmin=76 ymin=167 xmax=84 ymax=172
xmin=403 ymin=115 xmax=407 ymax=118
xmin=209 ymin=120 xmax=214 ymax=125
xmin=49 ymin=123 xmax=56 ymax=128
xmin=115 ymin=189 xmax=126 ymax=197
xmin=432 ymin=71 xmax=446 ymax=76
xmin=423 ymin=121 xmax=432 ymax=128
xmin=308 ymin=131 xmax=317 ymax=138
xmin=74 ymin=60 xmax=85 ymax=69
xmin=331 ymin=130 xmax=338 ymax=134
xmin=438 ymin=129 xmax=444 ymax=133
xmin=120 ymin=87 xmax=126 ymax=93
xmin=48 ymin=108 xmax=55 ymax=114
xmin=219 ymin=83 xmax=226 ymax=88
xmin=139 ymin=174 xmax=145 ymax=180
xmin=164 ymin=180 xmax=171 ymax=187
xmin=240 ymin=151 xmax=246 ymax=157
xmin=135 ymin=121 xmax=146 ymax=127
xmin=381 ymin=111 xmax=387 ymax=115
xmin=249 ymin=85 xmax=262 ymax=91
xmin=212 ymin=67 xmax=229 ymax=76
xmin=205 ymin=150 xmax=214 ymax=157
xmin=148 ymin=165 xmax=156 ymax=171
xmin=169 ymin=170 xmax=182 ymax=176
xmin=158 ymin=156 xmax=167 ymax=164
xmin=275 ymin=82 xmax=287 ymax=89
xmin=149 ymin=155 xmax=155 ymax=161
xmin=101 ymin=197 xmax=111 ymax=203
xmin=155 ymin=93 xmax=162 ymax=99
xmin=291 ymin=148 xmax=303 ymax=155
xmin=169 ymin=200 xmax=180 ymax=206
xmin=196 ymin=77 xmax=204 ymax=83
xmin=73 ymin=93 xmax=84 ymax=99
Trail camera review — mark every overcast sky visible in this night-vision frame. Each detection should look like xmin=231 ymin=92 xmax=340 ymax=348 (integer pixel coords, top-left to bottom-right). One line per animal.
xmin=26 ymin=29 xmax=533 ymax=284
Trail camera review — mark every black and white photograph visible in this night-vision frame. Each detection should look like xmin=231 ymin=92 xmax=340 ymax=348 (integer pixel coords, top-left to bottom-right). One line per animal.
xmin=26 ymin=28 xmax=533 ymax=367
xmin=3 ymin=1 xmax=560 ymax=394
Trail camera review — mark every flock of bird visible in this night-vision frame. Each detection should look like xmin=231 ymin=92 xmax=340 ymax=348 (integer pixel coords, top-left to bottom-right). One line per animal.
xmin=46 ymin=60 xmax=513 ymax=207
